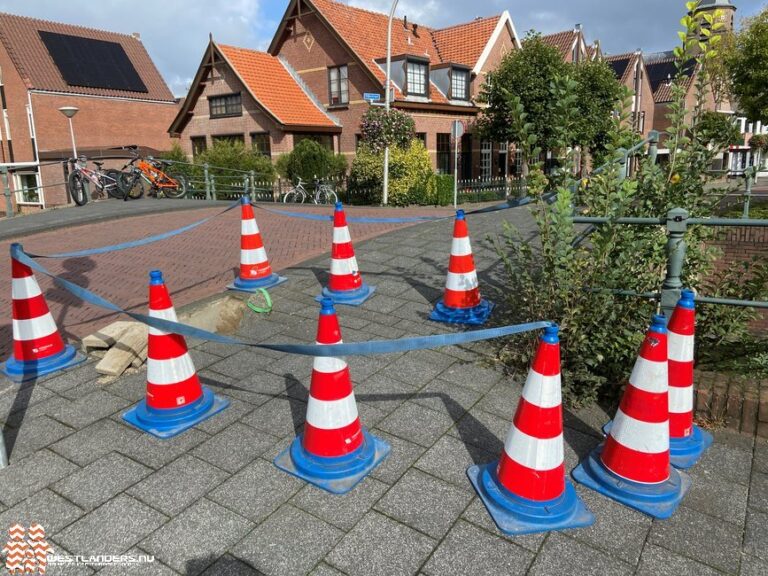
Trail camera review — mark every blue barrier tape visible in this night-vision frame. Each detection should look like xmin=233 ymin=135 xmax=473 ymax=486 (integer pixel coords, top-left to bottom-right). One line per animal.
xmin=11 ymin=244 xmax=550 ymax=357
xmin=27 ymin=201 xmax=241 ymax=259
xmin=257 ymin=199 xmax=522 ymax=224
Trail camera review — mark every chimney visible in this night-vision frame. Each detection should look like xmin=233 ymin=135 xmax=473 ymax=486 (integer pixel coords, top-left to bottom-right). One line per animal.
xmin=131 ymin=32 xmax=141 ymax=40
xmin=574 ymin=23 xmax=582 ymax=33
xmin=412 ymin=22 xmax=418 ymax=36
xmin=403 ymin=15 xmax=408 ymax=30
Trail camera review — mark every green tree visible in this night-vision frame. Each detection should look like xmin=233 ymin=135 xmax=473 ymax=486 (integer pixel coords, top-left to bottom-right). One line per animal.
xmin=274 ymin=139 xmax=347 ymax=183
xmin=195 ymin=139 xmax=274 ymax=180
xmin=572 ymin=59 xmax=625 ymax=165
xmin=726 ymin=7 xmax=768 ymax=122
xmin=477 ymin=33 xmax=569 ymax=162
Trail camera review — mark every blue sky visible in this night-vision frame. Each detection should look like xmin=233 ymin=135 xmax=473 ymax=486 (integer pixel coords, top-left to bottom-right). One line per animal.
xmin=1 ymin=0 xmax=764 ymax=96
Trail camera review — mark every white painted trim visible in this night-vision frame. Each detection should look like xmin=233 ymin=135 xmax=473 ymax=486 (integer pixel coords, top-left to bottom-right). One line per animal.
xmin=609 ymin=408 xmax=668 ymax=453
xmin=503 ymin=424 xmax=563 ymax=470
xmin=473 ymin=11 xmax=522 ymax=75
xmin=29 ymin=89 xmax=176 ymax=105
xmin=306 ymin=393 xmax=358 ymax=429
xmin=521 ymin=371 xmax=562 ymax=409
xmin=26 ymin=92 xmax=45 ymax=209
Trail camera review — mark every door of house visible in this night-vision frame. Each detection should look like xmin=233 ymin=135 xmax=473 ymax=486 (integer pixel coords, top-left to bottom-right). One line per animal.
xmin=461 ymin=134 xmax=472 ymax=180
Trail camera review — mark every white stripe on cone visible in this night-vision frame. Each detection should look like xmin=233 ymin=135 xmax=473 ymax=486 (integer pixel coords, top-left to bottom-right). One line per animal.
xmin=333 ymin=227 xmax=352 ymax=244
xmin=445 ymin=271 xmax=479 ymax=291
xmin=503 ymin=424 xmax=564 ymax=470
xmin=668 ymin=333 xmax=694 ymax=362
xmin=12 ymin=315 xmax=58 ymax=341
xmin=450 ymin=236 xmax=472 ymax=256
xmin=11 ymin=276 xmax=42 ymax=299
xmin=628 ymin=357 xmax=668 ymax=394
xmin=148 ymin=307 xmax=178 ymax=337
xmin=241 ymin=247 xmax=269 ymax=265
xmin=306 ymin=393 xmax=359 ymax=429
xmin=330 ymin=256 xmax=359 ymax=276
xmin=242 ymin=220 xmax=259 ymax=235
xmin=313 ymin=356 xmax=348 ymax=374
xmin=609 ymin=408 xmax=669 ymax=454
xmin=668 ymin=385 xmax=694 ymax=413
xmin=147 ymin=354 xmax=196 ymax=385
xmin=521 ymin=372 xmax=562 ymax=408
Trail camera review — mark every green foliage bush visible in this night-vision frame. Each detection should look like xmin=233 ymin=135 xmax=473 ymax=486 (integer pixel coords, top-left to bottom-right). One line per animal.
xmin=433 ymin=174 xmax=454 ymax=206
xmin=492 ymin=3 xmax=768 ymax=407
xmin=359 ymin=107 xmax=415 ymax=153
xmin=195 ymin=139 xmax=275 ymax=180
xmin=348 ymin=140 xmax=436 ymax=206
xmin=274 ymin=139 xmax=347 ymax=183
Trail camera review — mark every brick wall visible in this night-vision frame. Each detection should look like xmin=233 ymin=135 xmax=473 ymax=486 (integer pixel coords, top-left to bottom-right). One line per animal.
xmin=178 ymin=62 xmax=293 ymax=160
xmin=709 ymin=225 xmax=768 ymax=333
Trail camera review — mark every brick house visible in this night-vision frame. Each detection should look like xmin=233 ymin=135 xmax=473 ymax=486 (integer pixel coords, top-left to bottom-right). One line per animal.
xmin=604 ymin=51 xmax=655 ymax=139
xmin=0 ymin=12 xmax=178 ymax=212
xmin=171 ymin=0 xmax=522 ymax=180
xmin=539 ymin=25 xmax=592 ymax=64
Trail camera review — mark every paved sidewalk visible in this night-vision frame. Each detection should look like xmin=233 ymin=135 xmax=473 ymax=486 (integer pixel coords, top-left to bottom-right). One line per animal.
xmin=0 ymin=200 xmax=476 ymax=359
xmin=0 ymin=205 xmax=762 ymax=576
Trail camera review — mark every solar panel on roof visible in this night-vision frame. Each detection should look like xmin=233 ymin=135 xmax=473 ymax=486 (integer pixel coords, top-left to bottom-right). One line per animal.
xmin=39 ymin=30 xmax=148 ymax=93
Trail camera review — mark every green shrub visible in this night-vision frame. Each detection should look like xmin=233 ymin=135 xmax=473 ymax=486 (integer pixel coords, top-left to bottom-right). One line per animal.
xmin=359 ymin=107 xmax=415 ymax=154
xmin=158 ymin=141 xmax=197 ymax=180
xmin=433 ymin=174 xmax=454 ymax=206
xmin=275 ymin=139 xmax=347 ymax=183
xmin=195 ymin=140 xmax=275 ymax=180
xmin=348 ymin=140 xmax=435 ymax=206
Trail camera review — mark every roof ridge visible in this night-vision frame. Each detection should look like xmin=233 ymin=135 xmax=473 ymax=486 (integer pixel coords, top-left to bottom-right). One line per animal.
xmin=0 ymin=11 xmax=139 ymax=40
xmin=315 ymin=0 xmax=433 ymax=31
xmin=432 ymin=14 xmax=500 ymax=34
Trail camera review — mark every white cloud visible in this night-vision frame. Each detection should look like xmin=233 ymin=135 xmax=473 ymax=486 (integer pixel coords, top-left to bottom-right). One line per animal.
xmin=347 ymin=0 xmax=442 ymax=25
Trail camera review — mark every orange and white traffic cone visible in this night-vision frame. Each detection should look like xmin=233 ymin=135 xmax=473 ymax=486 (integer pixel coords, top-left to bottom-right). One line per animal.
xmin=668 ymin=289 xmax=712 ymax=468
xmin=573 ymin=314 xmax=691 ymax=518
xmin=228 ymin=196 xmax=286 ymax=292
xmin=1 ymin=243 xmax=84 ymax=382
xmin=123 ymin=270 xmax=229 ymax=438
xmin=274 ymin=297 xmax=389 ymax=493
xmin=429 ymin=209 xmax=493 ymax=325
xmin=316 ymin=202 xmax=375 ymax=306
xmin=467 ymin=325 xmax=594 ymax=535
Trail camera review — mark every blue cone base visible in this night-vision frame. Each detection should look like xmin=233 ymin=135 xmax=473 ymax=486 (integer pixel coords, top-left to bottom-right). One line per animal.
xmin=1 ymin=345 xmax=85 ymax=383
xmin=274 ymin=428 xmax=390 ymax=494
xmin=227 ymin=273 xmax=287 ymax=293
xmin=429 ymin=298 xmax=494 ymax=326
xmin=122 ymin=386 xmax=229 ymax=439
xmin=572 ymin=446 xmax=690 ymax=519
xmin=467 ymin=461 xmax=595 ymax=536
xmin=315 ymin=284 xmax=376 ymax=307
xmin=669 ymin=425 xmax=714 ymax=469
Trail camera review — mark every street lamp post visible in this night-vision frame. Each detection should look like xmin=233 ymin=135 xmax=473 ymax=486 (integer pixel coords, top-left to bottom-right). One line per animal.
xmin=382 ymin=0 xmax=398 ymax=206
xmin=58 ymin=106 xmax=79 ymax=160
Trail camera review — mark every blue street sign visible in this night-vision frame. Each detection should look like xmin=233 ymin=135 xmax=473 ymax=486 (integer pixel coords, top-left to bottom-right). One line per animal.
xmin=363 ymin=93 xmax=381 ymax=102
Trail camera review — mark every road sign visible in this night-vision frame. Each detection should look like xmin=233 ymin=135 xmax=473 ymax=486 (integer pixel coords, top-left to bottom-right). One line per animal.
xmin=363 ymin=93 xmax=381 ymax=103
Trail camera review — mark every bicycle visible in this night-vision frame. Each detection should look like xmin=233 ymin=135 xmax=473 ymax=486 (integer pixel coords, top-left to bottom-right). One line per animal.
xmin=117 ymin=153 xmax=187 ymax=200
xmin=67 ymin=157 xmax=124 ymax=206
xmin=282 ymin=177 xmax=338 ymax=204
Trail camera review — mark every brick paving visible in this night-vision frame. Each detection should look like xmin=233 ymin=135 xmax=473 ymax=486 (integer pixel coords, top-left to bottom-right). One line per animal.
xmin=0 ymin=204 xmax=763 ymax=575
xmin=0 ymin=199 xmax=468 ymax=359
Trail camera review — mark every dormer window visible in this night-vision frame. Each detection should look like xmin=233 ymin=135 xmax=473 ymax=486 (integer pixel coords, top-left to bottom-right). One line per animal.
xmin=406 ymin=59 xmax=428 ymax=97
xmin=450 ymin=68 xmax=469 ymax=101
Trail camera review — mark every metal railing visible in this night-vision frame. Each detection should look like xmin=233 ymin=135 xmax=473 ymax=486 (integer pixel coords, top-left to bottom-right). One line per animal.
xmin=571 ymin=207 xmax=768 ymax=317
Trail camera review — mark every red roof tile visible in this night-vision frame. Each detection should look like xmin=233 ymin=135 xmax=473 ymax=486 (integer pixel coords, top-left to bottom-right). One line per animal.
xmin=217 ymin=44 xmax=338 ymax=128
xmin=0 ymin=12 xmax=174 ymax=101
xmin=308 ymin=0 xmax=502 ymax=103
xmin=539 ymin=30 xmax=577 ymax=59
xmin=431 ymin=16 xmax=499 ymax=68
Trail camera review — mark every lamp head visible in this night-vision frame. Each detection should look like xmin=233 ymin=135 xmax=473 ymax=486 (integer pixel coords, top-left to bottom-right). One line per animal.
xmin=58 ymin=106 xmax=79 ymax=118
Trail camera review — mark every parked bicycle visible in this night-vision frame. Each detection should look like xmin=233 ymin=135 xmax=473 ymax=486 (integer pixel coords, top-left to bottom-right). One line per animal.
xmin=117 ymin=153 xmax=187 ymax=200
xmin=67 ymin=157 xmax=124 ymax=206
xmin=282 ymin=177 xmax=338 ymax=204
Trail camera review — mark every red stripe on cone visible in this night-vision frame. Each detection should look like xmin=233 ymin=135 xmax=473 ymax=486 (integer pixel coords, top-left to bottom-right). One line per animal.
xmin=443 ymin=287 xmax=481 ymax=309
xmin=14 ymin=332 xmax=63 ymax=362
xmin=601 ymin=437 xmax=670 ymax=482
xmin=12 ymin=294 xmax=51 ymax=320
xmin=147 ymin=375 xmax=202 ymax=409
xmin=303 ymin=420 xmax=364 ymax=457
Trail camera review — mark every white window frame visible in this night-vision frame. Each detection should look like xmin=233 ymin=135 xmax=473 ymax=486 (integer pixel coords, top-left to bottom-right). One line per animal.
xmin=481 ymin=140 xmax=492 ymax=179
xmin=15 ymin=171 xmax=42 ymax=205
